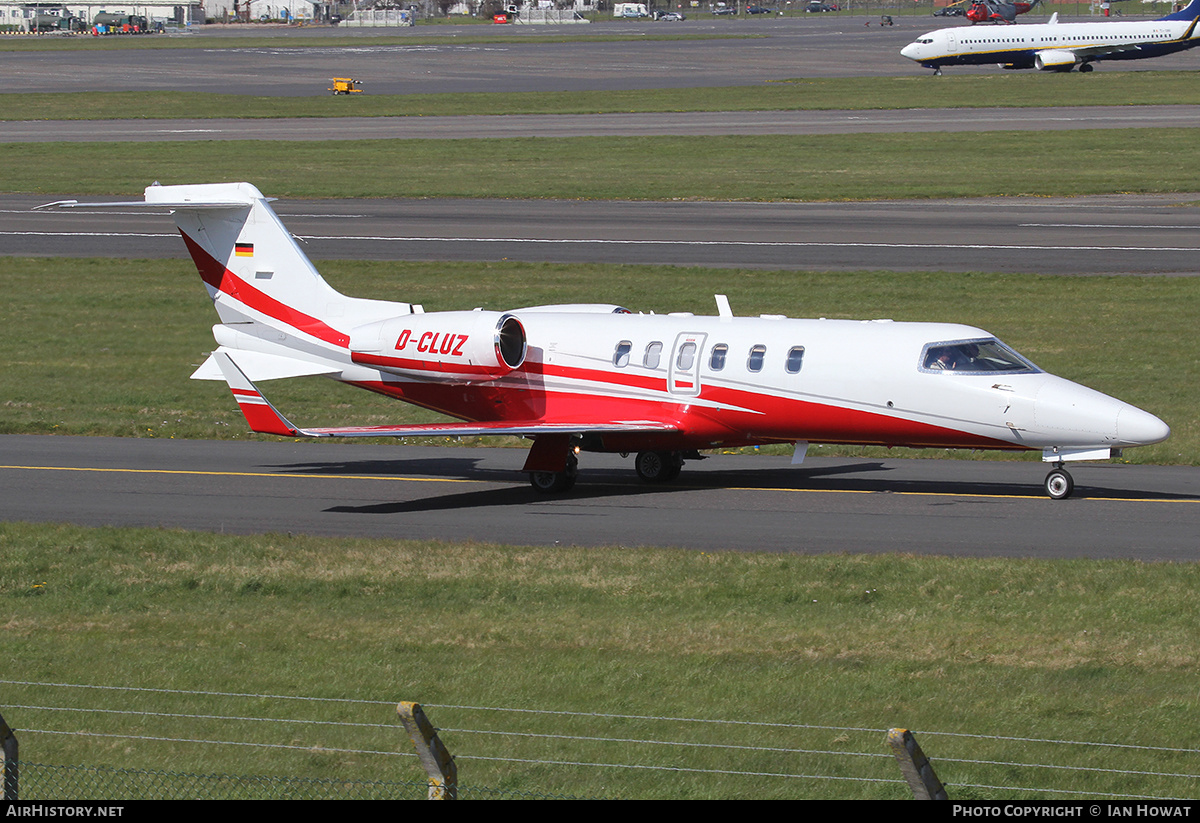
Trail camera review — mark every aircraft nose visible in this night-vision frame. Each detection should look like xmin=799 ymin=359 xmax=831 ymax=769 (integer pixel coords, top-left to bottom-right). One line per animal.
xmin=901 ymin=42 xmax=921 ymax=60
xmin=1117 ymin=405 xmax=1170 ymax=447
xmin=1035 ymin=379 xmax=1120 ymax=440
xmin=1034 ymin=377 xmax=1169 ymax=449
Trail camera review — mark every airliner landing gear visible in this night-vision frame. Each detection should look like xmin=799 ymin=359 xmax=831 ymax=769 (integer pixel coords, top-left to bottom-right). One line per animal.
xmin=635 ymin=450 xmax=683 ymax=483
xmin=1079 ymin=63 xmax=1094 ymax=72
xmin=529 ymin=453 xmax=578 ymax=494
xmin=1044 ymin=466 xmax=1075 ymax=500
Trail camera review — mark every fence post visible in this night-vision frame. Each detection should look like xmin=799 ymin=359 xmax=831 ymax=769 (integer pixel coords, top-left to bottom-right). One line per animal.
xmin=397 ymin=702 xmax=457 ymax=800
xmin=1 ymin=711 xmax=17 ymax=801
xmin=887 ymin=728 xmax=946 ymax=800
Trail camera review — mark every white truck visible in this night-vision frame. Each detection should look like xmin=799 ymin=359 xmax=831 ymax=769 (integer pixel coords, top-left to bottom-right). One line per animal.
xmin=613 ymin=3 xmax=650 ymax=16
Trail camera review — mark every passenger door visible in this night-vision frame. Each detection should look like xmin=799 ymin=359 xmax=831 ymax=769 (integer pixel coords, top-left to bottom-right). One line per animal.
xmin=669 ymin=332 xmax=706 ymax=396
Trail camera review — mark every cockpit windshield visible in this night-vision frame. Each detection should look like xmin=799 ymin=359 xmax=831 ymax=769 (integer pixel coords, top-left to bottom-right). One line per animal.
xmin=921 ymin=338 xmax=1040 ymax=374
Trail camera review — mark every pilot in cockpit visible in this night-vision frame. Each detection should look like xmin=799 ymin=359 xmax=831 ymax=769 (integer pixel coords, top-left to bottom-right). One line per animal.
xmin=927 ymin=348 xmax=958 ymax=370
xmin=927 ymin=342 xmax=982 ymax=371
xmin=959 ymin=343 xmax=979 ymax=368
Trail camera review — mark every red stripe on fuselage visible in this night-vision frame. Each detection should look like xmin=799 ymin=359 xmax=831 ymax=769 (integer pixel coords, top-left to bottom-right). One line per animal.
xmin=348 ymin=373 xmax=1016 ymax=452
xmin=351 ymin=351 xmax=509 ymax=378
xmin=519 ymin=364 xmax=1010 ymax=448
xmin=181 ymin=231 xmax=350 ymax=348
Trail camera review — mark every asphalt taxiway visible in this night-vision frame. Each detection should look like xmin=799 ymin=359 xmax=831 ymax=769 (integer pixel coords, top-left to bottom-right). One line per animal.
xmin=7 ymin=105 xmax=1200 ymax=142
xmin=2 ymin=435 xmax=1197 ymax=559
xmin=6 ymin=191 xmax=1200 ymax=274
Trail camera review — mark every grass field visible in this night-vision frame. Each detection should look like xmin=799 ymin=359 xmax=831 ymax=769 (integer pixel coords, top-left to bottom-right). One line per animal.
xmin=9 ymin=128 xmax=1200 ymax=201
xmin=8 ymin=71 xmax=1200 ymax=120
xmin=6 ymin=521 xmax=1200 ymax=799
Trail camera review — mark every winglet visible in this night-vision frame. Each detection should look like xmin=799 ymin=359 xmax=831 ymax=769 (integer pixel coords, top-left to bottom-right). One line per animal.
xmin=213 ymin=351 xmax=301 ymax=437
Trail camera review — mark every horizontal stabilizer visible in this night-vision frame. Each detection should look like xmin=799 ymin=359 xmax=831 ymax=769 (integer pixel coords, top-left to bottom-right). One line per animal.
xmin=37 ymin=182 xmax=269 ymax=212
xmin=36 ymin=199 xmax=252 ymax=211
xmin=192 ymin=348 xmax=340 ymax=382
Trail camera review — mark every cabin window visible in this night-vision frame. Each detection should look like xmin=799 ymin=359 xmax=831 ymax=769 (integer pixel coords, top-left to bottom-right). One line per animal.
xmin=613 ymin=340 xmax=632 ymax=368
xmin=676 ymin=341 xmax=697 ymax=371
xmin=644 ymin=341 xmax=663 ymax=370
xmin=920 ymin=338 xmax=1040 ymax=374
xmin=747 ymin=344 xmax=766 ymax=373
xmin=709 ymin=344 xmax=728 ymax=371
xmin=785 ymin=346 xmax=805 ymax=374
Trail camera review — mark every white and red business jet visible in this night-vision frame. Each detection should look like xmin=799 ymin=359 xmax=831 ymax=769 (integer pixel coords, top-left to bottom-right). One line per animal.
xmin=46 ymin=183 xmax=1168 ymax=499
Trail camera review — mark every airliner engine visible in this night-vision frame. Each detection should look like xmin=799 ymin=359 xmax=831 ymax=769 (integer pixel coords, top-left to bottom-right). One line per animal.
xmin=1033 ymin=50 xmax=1078 ymax=70
xmin=349 ymin=310 xmax=526 ymax=382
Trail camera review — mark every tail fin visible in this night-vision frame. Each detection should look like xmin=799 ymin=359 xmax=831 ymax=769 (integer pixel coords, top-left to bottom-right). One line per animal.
xmin=41 ymin=182 xmax=410 ymax=357
xmin=1161 ymin=0 xmax=1200 ymax=21
xmin=144 ymin=182 xmax=362 ymax=346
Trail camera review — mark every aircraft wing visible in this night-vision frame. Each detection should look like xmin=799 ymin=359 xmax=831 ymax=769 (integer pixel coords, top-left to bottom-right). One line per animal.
xmin=212 ymin=351 xmax=681 ymax=439
xmin=1064 ymin=42 xmax=1144 ymax=59
xmin=298 ymin=420 xmax=683 ymax=439
xmin=1067 ymin=15 xmax=1200 ymax=59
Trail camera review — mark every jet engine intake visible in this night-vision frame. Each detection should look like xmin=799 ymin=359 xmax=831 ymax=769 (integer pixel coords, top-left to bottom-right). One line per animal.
xmin=350 ymin=311 xmax=526 ymax=381
xmin=1034 ymin=49 xmax=1078 ymax=71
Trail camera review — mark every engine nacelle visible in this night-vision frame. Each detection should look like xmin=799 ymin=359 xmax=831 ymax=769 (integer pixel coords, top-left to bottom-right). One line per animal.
xmin=1034 ymin=50 xmax=1078 ymax=71
xmin=349 ymin=310 xmax=526 ymax=382
xmin=514 ymin=303 xmax=632 ymax=314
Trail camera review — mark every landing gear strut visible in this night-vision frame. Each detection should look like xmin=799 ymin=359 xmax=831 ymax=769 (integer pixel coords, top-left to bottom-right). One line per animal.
xmin=1044 ymin=465 xmax=1074 ymax=500
xmin=529 ymin=452 xmax=578 ymax=494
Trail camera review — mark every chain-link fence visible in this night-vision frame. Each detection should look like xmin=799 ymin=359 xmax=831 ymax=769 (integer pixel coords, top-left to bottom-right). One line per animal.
xmin=13 ymin=762 xmax=587 ymax=800
xmin=6 ymin=685 xmax=1198 ymax=800
xmin=16 ymin=762 xmax=429 ymax=801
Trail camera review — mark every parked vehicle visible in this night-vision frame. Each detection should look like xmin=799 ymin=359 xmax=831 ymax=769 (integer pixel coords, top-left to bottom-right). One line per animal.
xmin=613 ymin=2 xmax=650 ymax=16
xmin=92 ymin=12 xmax=150 ymax=32
xmin=746 ymin=5 xmax=774 ymax=13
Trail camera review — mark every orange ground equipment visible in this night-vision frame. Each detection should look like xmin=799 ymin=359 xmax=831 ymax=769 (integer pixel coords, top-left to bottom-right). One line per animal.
xmin=329 ymin=78 xmax=363 ymax=95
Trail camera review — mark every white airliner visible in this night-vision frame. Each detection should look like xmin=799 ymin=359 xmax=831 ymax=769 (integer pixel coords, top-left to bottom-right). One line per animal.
xmin=902 ymin=0 xmax=1200 ymax=73
xmin=43 ymin=183 xmax=1169 ymax=499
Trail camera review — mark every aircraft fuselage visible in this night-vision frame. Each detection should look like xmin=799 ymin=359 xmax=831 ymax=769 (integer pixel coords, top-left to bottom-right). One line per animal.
xmin=902 ymin=14 xmax=1199 ymax=71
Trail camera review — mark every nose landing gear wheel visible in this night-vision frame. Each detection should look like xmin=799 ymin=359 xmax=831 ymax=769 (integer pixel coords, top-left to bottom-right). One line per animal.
xmin=1044 ymin=467 xmax=1074 ymax=500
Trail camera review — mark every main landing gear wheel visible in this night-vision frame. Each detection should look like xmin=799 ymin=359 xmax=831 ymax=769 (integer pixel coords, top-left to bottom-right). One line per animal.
xmin=529 ymin=454 xmax=578 ymax=494
xmin=634 ymin=450 xmax=683 ymax=483
xmin=1044 ymin=467 xmax=1074 ymax=500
